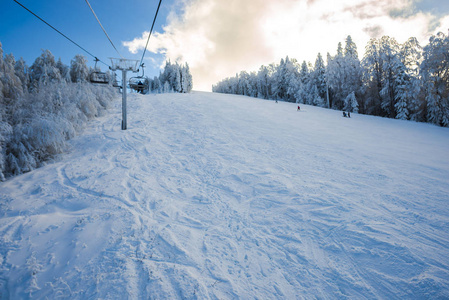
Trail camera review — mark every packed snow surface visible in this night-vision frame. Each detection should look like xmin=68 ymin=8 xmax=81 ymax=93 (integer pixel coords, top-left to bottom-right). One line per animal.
xmin=1 ymin=92 xmax=449 ymax=299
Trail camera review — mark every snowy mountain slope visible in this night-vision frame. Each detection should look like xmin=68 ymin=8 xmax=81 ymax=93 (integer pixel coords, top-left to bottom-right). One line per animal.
xmin=1 ymin=91 xmax=449 ymax=299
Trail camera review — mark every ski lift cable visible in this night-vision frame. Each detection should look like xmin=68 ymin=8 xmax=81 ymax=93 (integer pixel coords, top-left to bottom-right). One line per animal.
xmin=139 ymin=0 xmax=163 ymax=69
xmin=84 ymin=0 xmax=123 ymax=59
xmin=12 ymin=0 xmax=110 ymax=68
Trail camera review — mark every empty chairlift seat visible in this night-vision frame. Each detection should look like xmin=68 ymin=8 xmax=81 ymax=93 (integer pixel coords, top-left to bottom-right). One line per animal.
xmin=90 ymin=71 xmax=110 ymax=84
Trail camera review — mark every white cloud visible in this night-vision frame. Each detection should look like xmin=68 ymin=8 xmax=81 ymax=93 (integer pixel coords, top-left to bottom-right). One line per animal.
xmin=123 ymin=0 xmax=447 ymax=91
xmin=434 ymin=15 xmax=449 ymax=35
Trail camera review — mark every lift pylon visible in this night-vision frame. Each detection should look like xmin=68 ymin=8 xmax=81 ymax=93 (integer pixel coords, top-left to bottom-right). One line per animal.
xmin=109 ymin=58 xmax=139 ymax=130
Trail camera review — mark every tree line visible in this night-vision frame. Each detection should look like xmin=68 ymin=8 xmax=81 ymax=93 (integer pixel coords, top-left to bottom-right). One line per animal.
xmin=0 ymin=44 xmax=116 ymax=180
xmin=213 ymin=32 xmax=449 ymax=127
xmin=149 ymin=60 xmax=193 ymax=93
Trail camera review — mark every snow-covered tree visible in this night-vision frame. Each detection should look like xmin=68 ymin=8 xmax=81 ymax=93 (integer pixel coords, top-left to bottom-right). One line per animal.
xmin=256 ymin=65 xmax=271 ymax=99
xmin=271 ymin=56 xmax=298 ymax=102
xmin=343 ymin=36 xmax=363 ymax=111
xmin=0 ymin=42 xmax=6 ymax=179
xmin=0 ymin=46 xmax=117 ymax=179
xmin=344 ymin=35 xmax=358 ymax=59
xmin=344 ymin=91 xmax=359 ymax=113
xmin=163 ymin=81 xmax=171 ymax=93
xmin=152 ymin=76 xmax=161 ymax=93
xmin=394 ymin=82 xmax=409 ymax=120
xmin=181 ymin=63 xmax=193 ymax=93
xmin=29 ymin=50 xmax=61 ymax=90
xmin=56 ymin=58 xmax=70 ymax=82
xmin=363 ymin=38 xmax=387 ymax=116
xmin=401 ymin=37 xmax=423 ymax=121
xmin=327 ymin=36 xmax=363 ymax=111
xmin=158 ymin=61 xmax=193 ymax=93
xmin=2 ymin=53 xmax=23 ymax=103
xmin=14 ymin=57 xmax=29 ymax=92
xmin=70 ymin=54 xmax=88 ymax=83
xmin=211 ymin=32 xmax=448 ymax=127
xmin=1 ymin=53 xmax=23 ymax=128
xmin=421 ymin=32 xmax=449 ymax=126
xmin=174 ymin=67 xmax=182 ymax=92
xmin=312 ymin=53 xmax=327 ymax=105
xmin=327 ymin=44 xmax=345 ymax=109
xmin=294 ymin=61 xmax=311 ymax=104
xmin=378 ymin=36 xmax=402 ymax=118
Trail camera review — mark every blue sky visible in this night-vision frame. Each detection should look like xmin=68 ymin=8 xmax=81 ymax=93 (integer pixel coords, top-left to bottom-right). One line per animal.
xmin=2 ymin=0 xmax=449 ymax=91
xmin=1 ymin=0 xmax=175 ymax=78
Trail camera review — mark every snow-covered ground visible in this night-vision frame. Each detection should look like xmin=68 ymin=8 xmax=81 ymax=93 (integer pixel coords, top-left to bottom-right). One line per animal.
xmin=1 ymin=91 xmax=449 ymax=299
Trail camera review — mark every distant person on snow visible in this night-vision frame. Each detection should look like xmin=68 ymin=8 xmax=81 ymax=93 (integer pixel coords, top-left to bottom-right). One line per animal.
xmin=348 ymin=112 xmax=351 ymax=118
xmin=297 ymin=105 xmax=300 ymax=111
xmin=343 ymin=111 xmax=347 ymax=117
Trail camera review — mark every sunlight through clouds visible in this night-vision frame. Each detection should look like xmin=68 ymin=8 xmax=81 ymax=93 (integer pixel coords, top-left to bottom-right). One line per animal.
xmin=123 ymin=0 xmax=449 ymax=91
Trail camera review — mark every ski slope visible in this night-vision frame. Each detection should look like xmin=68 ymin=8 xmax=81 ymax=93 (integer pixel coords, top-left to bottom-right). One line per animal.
xmin=1 ymin=91 xmax=449 ymax=299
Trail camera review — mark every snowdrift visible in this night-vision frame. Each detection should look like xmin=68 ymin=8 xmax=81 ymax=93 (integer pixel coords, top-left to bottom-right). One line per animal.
xmin=1 ymin=92 xmax=448 ymax=299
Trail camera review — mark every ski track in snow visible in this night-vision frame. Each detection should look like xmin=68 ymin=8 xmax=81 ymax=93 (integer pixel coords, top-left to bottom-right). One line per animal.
xmin=1 ymin=91 xmax=449 ymax=299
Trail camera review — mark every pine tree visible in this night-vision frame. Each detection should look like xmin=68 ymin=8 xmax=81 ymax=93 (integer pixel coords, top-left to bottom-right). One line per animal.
xmin=421 ymin=32 xmax=449 ymax=126
xmin=256 ymin=65 xmax=270 ymax=99
xmin=394 ymin=84 xmax=409 ymax=120
xmin=157 ymin=61 xmax=192 ymax=93
xmin=313 ymin=53 xmax=327 ymax=104
xmin=311 ymin=85 xmax=324 ymax=107
xmin=401 ymin=37 xmax=423 ymax=121
xmin=295 ymin=61 xmax=310 ymax=104
xmin=327 ymin=44 xmax=345 ymax=109
xmin=163 ymin=81 xmax=171 ymax=93
xmin=379 ymin=36 xmax=401 ymax=118
xmin=272 ymin=58 xmax=286 ymax=100
xmin=184 ymin=63 xmax=193 ymax=92
xmin=174 ymin=66 xmax=182 ymax=92
xmin=362 ymin=38 xmax=386 ymax=116
xmin=180 ymin=65 xmax=188 ymax=93
xmin=152 ymin=76 xmax=161 ymax=93
xmin=344 ymin=35 xmax=358 ymax=59
xmin=344 ymin=91 xmax=359 ymax=113
xmin=343 ymin=36 xmax=363 ymax=111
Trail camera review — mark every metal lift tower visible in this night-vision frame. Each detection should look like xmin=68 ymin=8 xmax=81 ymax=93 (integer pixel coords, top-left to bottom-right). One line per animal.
xmin=109 ymin=58 xmax=139 ymax=130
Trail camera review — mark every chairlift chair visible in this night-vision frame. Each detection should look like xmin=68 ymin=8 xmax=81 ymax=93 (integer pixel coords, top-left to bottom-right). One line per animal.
xmin=129 ymin=63 xmax=150 ymax=94
xmin=89 ymin=58 xmax=110 ymax=85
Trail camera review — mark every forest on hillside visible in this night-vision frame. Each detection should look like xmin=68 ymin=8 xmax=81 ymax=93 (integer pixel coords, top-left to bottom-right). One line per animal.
xmin=0 ymin=42 xmax=194 ymax=180
xmin=0 ymin=44 xmax=117 ymax=180
xmin=213 ymin=32 xmax=449 ymax=127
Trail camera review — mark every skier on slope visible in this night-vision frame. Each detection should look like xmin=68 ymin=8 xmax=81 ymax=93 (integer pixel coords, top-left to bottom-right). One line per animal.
xmin=297 ymin=105 xmax=300 ymax=111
